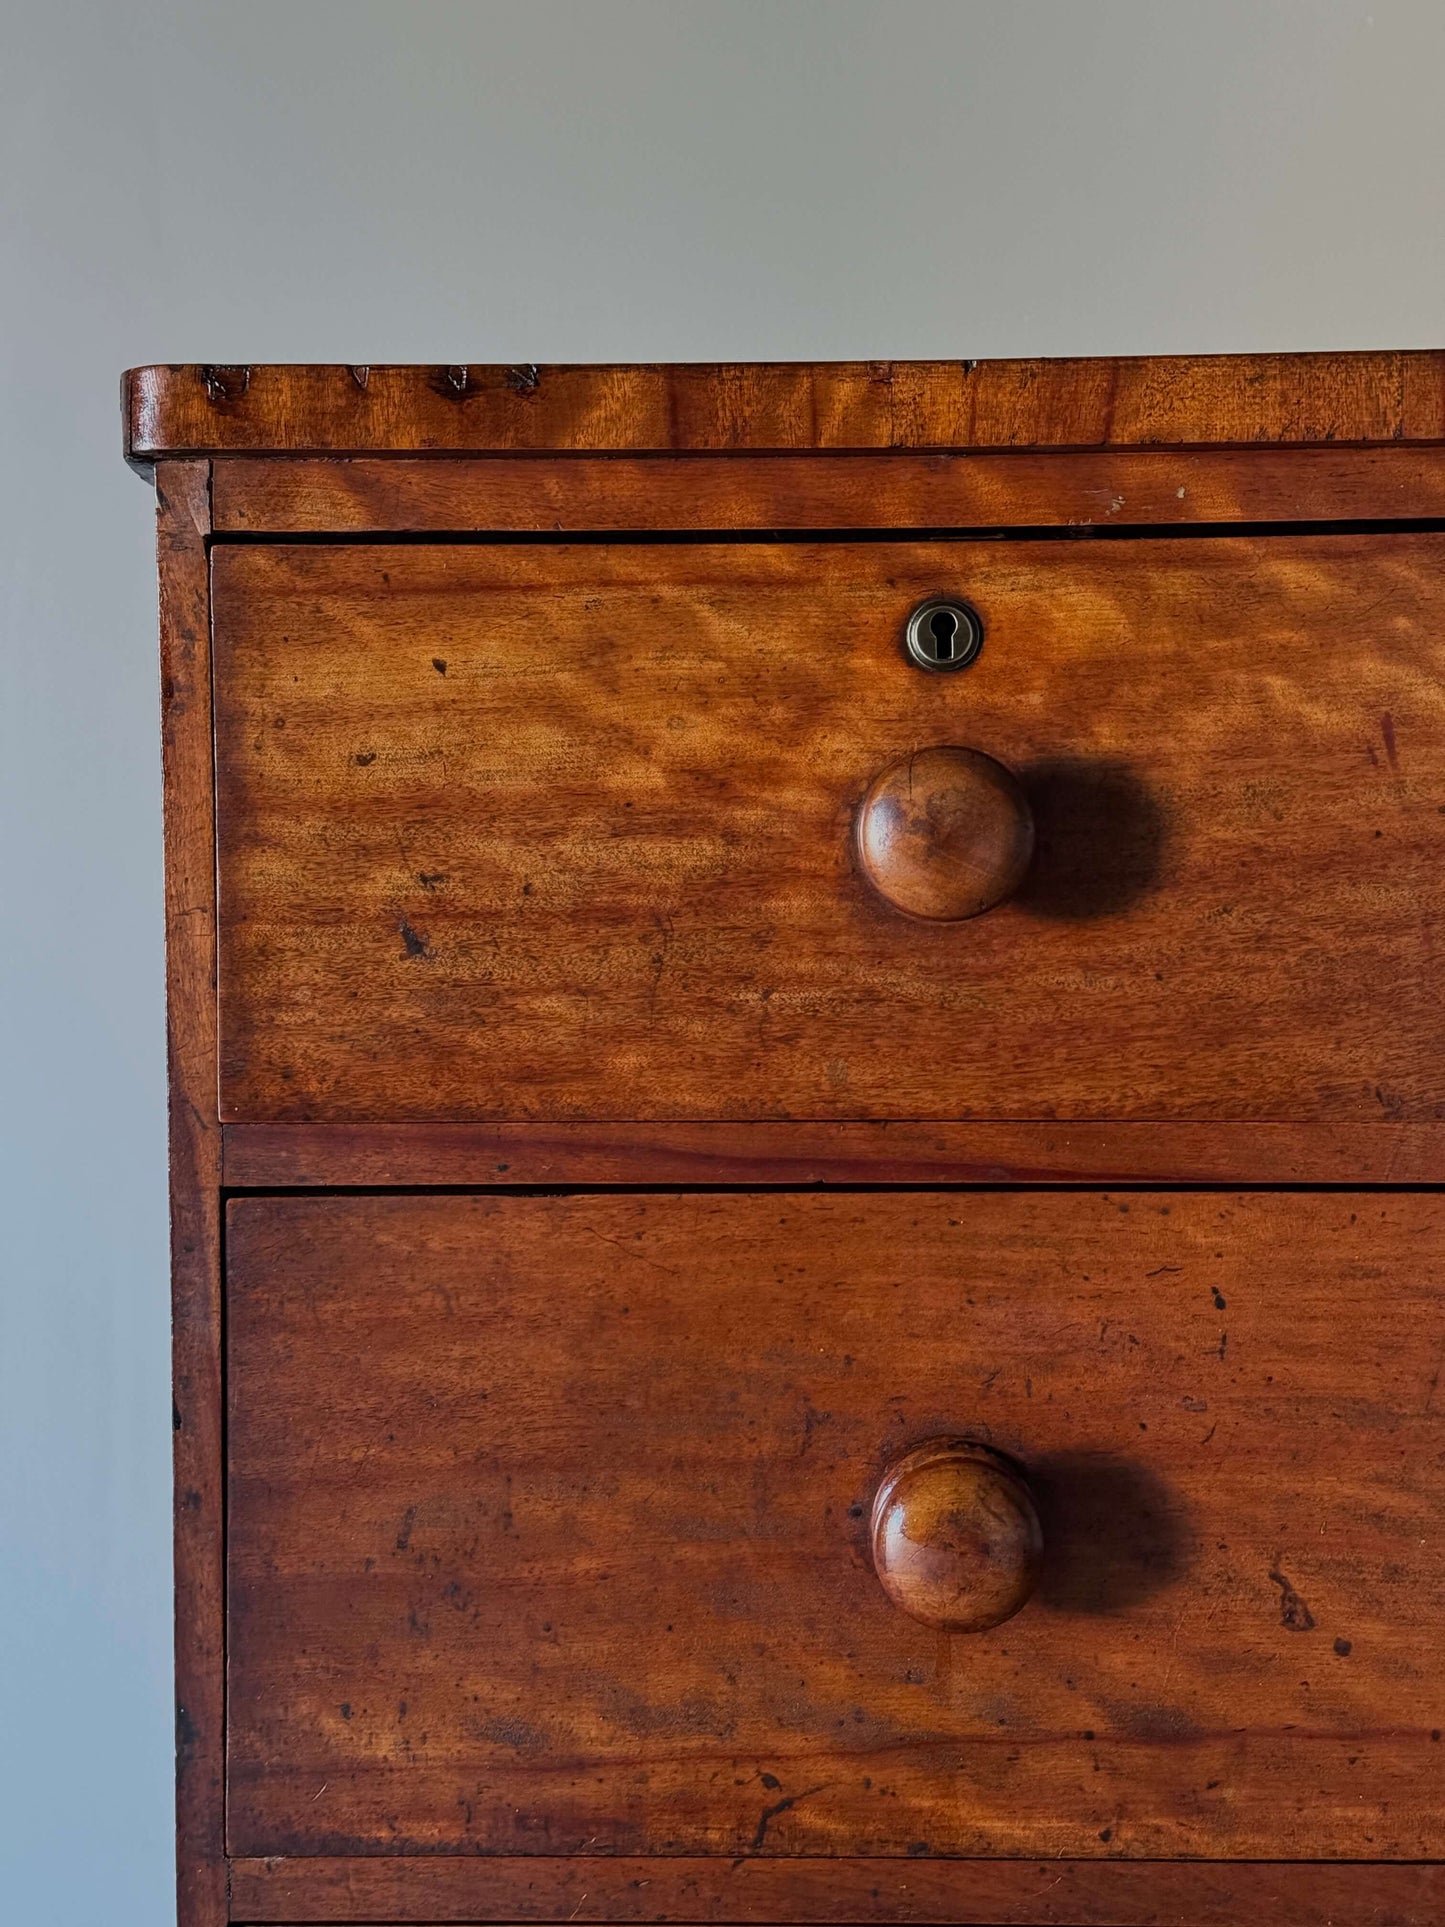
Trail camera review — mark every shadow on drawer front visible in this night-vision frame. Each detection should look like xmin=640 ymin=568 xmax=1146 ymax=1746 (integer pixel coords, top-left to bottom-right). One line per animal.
xmin=212 ymin=535 xmax=1445 ymax=1123
xmin=225 ymin=1190 xmax=1445 ymax=1861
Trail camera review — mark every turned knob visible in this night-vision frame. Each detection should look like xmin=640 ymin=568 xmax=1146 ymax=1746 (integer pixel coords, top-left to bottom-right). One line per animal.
xmin=870 ymin=1438 xmax=1043 ymax=1632
xmin=855 ymin=746 xmax=1034 ymax=921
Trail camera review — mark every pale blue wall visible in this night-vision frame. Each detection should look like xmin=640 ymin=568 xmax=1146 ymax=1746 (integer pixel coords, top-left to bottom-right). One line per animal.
xmin=3 ymin=2 xmax=1444 ymax=1919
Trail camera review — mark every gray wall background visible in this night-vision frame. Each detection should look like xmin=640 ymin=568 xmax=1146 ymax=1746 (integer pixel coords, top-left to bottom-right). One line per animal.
xmin=4 ymin=2 xmax=1444 ymax=1919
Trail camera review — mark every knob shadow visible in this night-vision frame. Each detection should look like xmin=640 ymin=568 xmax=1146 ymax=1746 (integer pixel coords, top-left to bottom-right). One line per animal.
xmin=1028 ymin=1452 xmax=1190 ymax=1615
xmin=1015 ymin=757 xmax=1167 ymax=920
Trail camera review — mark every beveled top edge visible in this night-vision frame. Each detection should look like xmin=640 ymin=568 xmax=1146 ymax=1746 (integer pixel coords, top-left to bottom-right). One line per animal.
xmin=124 ymin=353 xmax=1445 ymax=464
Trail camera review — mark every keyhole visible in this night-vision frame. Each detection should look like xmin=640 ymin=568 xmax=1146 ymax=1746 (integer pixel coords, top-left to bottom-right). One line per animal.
xmin=928 ymin=608 xmax=958 ymax=661
xmin=905 ymin=597 xmax=983 ymax=672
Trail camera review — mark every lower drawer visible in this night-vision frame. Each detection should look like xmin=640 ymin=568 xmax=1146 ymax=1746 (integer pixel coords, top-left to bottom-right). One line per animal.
xmin=226 ymin=1190 xmax=1445 ymax=1861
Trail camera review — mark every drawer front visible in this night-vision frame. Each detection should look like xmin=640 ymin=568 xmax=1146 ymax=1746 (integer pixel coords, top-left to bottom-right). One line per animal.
xmin=226 ymin=1190 xmax=1445 ymax=1860
xmin=213 ymin=535 xmax=1445 ymax=1125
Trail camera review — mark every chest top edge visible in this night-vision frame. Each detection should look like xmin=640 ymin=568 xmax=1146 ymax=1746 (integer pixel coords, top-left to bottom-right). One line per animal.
xmin=125 ymin=352 xmax=1445 ymax=462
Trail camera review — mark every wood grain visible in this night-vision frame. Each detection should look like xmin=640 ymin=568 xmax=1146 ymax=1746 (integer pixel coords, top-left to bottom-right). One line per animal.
xmin=127 ymin=354 xmax=1445 ymax=459
xmin=155 ymin=462 xmax=227 ymax=1927
xmin=213 ymin=534 xmax=1445 ymax=1123
xmin=227 ymin=1190 xmax=1445 ymax=1862
xmin=211 ymin=446 xmax=1445 ymax=534
xmin=134 ymin=367 xmax=1445 ymax=1917
xmin=226 ymin=1854 xmax=1445 ymax=1924
xmin=220 ymin=1119 xmax=1445 ymax=1187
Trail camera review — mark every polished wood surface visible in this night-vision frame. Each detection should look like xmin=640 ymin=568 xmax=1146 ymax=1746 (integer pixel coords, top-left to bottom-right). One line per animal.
xmin=856 ymin=746 xmax=1034 ymax=921
xmin=156 ymin=463 xmax=227 ymax=1927
xmin=212 ymin=445 xmax=1445 ymax=533
xmin=127 ymin=353 xmax=1445 ymax=459
xmin=138 ymin=360 xmax=1445 ymax=1923
xmin=222 ymin=1117 xmax=1445 ymax=1187
xmin=227 ymin=1190 xmax=1445 ymax=1861
xmin=871 ymin=1439 xmax=1042 ymax=1631
xmin=214 ymin=533 xmax=1445 ymax=1123
xmin=226 ymin=1854 xmax=1445 ymax=1925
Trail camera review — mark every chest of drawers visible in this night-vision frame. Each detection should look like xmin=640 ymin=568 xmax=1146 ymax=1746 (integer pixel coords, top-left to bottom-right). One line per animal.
xmin=128 ymin=356 xmax=1445 ymax=1927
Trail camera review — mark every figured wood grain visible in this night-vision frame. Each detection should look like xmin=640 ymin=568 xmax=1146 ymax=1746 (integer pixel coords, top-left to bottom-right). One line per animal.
xmin=211 ymin=446 xmax=1445 ymax=534
xmin=214 ymin=535 xmax=1445 ymax=1123
xmin=137 ymin=366 xmax=1445 ymax=1920
xmin=155 ymin=462 xmax=227 ymax=1927
xmin=225 ymin=1854 xmax=1445 ymax=1924
xmin=227 ymin=1191 xmax=1445 ymax=1862
xmin=220 ymin=1119 xmax=1445 ymax=1187
xmin=127 ymin=354 xmax=1445 ymax=459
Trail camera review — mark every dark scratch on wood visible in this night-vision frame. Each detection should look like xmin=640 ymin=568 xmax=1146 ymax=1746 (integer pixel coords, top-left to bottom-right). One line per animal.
xmin=398 ymin=918 xmax=432 ymax=961
xmin=1268 ymin=1566 xmax=1316 ymax=1632
xmin=749 ymin=1783 xmax=827 ymax=1853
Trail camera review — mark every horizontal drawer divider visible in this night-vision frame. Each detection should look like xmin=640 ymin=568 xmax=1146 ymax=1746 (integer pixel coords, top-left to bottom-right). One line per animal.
xmin=221 ymin=1121 xmax=1445 ymax=1190
xmin=227 ymin=1853 xmax=1445 ymax=1925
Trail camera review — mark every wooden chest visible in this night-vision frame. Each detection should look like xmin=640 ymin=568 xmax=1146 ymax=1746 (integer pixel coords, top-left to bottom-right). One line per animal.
xmin=129 ymin=356 xmax=1445 ymax=1927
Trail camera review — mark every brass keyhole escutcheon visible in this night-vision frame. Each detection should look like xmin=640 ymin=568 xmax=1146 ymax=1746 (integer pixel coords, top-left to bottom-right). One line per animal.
xmin=905 ymin=597 xmax=983 ymax=672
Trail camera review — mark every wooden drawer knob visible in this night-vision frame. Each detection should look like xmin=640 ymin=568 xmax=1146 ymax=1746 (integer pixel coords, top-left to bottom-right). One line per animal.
xmin=856 ymin=746 xmax=1034 ymax=921
xmin=870 ymin=1438 xmax=1043 ymax=1632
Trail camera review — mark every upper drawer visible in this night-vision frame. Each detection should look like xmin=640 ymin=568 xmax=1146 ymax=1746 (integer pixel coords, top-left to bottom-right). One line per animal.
xmin=213 ymin=535 xmax=1445 ymax=1123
